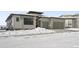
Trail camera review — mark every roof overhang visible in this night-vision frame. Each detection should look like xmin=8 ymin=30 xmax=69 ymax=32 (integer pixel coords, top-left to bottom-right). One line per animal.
xmin=5 ymin=14 xmax=38 ymax=22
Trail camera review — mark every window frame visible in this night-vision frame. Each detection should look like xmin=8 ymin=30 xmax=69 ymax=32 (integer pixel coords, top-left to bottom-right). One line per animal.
xmin=24 ymin=17 xmax=33 ymax=25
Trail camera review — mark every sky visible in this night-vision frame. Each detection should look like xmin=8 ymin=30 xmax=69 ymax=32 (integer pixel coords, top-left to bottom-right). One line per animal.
xmin=1 ymin=11 xmax=79 ymax=26
xmin=0 ymin=0 xmax=79 ymax=26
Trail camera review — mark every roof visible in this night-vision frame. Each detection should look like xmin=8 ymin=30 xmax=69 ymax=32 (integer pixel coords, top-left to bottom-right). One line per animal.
xmin=41 ymin=15 xmax=75 ymax=18
xmin=50 ymin=17 xmax=66 ymax=19
xmin=41 ymin=16 xmax=78 ymax=20
xmin=6 ymin=13 xmax=78 ymax=22
xmin=73 ymin=14 xmax=79 ymax=16
xmin=38 ymin=16 xmax=77 ymax=19
xmin=60 ymin=14 xmax=74 ymax=17
xmin=60 ymin=14 xmax=79 ymax=17
xmin=60 ymin=17 xmax=77 ymax=19
xmin=6 ymin=13 xmax=41 ymax=22
xmin=27 ymin=11 xmax=43 ymax=14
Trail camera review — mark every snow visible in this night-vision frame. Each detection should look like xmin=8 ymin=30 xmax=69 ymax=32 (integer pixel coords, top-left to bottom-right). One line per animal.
xmin=66 ymin=28 xmax=79 ymax=31
xmin=32 ymin=27 xmax=54 ymax=33
xmin=0 ymin=27 xmax=55 ymax=37
xmin=0 ymin=28 xmax=79 ymax=48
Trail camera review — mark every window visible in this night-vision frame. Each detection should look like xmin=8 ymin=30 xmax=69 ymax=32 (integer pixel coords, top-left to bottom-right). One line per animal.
xmin=24 ymin=18 xmax=33 ymax=25
xmin=16 ymin=17 xmax=19 ymax=22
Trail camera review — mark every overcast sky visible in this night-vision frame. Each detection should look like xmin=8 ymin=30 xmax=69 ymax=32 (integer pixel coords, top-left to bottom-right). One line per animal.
xmin=0 ymin=0 xmax=79 ymax=26
xmin=1 ymin=11 xmax=79 ymax=25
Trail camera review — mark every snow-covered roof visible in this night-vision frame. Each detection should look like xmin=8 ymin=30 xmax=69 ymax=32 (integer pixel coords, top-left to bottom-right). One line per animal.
xmin=60 ymin=14 xmax=79 ymax=17
xmin=6 ymin=13 xmax=78 ymax=22
xmin=6 ymin=13 xmax=44 ymax=22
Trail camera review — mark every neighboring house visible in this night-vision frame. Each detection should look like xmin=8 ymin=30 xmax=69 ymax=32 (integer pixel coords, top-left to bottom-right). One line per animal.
xmin=60 ymin=14 xmax=79 ymax=28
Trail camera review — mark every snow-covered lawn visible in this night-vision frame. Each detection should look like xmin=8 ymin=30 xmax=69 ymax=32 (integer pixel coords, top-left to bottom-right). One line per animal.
xmin=0 ymin=28 xmax=79 ymax=48
xmin=66 ymin=28 xmax=79 ymax=31
xmin=0 ymin=27 xmax=54 ymax=37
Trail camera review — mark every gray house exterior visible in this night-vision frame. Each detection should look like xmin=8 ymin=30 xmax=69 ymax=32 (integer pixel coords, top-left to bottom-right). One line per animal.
xmin=6 ymin=14 xmax=37 ymax=30
xmin=39 ymin=17 xmax=65 ymax=29
xmin=60 ymin=14 xmax=79 ymax=28
xmin=6 ymin=11 xmax=79 ymax=30
xmin=6 ymin=11 xmax=43 ymax=30
xmin=5 ymin=11 xmax=65 ymax=30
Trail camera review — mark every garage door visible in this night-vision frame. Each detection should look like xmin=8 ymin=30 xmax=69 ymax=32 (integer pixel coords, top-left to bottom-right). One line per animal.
xmin=42 ymin=21 xmax=49 ymax=29
xmin=53 ymin=22 xmax=64 ymax=29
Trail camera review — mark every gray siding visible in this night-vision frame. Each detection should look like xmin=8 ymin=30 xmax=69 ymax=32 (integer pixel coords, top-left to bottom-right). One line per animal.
xmin=51 ymin=18 xmax=65 ymax=29
xmin=6 ymin=18 xmax=13 ymax=29
xmin=7 ymin=15 xmax=36 ymax=30
xmin=39 ymin=17 xmax=65 ymax=29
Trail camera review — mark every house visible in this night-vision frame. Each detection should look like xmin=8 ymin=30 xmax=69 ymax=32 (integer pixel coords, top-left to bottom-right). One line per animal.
xmin=60 ymin=14 xmax=79 ymax=28
xmin=6 ymin=14 xmax=36 ymax=30
xmin=39 ymin=17 xmax=65 ymax=29
xmin=6 ymin=11 xmax=43 ymax=30
xmin=6 ymin=11 xmax=66 ymax=30
xmin=6 ymin=11 xmax=79 ymax=30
